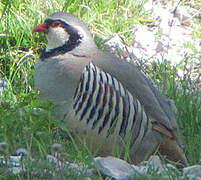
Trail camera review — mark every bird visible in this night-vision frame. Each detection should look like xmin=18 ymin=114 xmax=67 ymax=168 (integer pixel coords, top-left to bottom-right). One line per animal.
xmin=33 ymin=12 xmax=188 ymax=167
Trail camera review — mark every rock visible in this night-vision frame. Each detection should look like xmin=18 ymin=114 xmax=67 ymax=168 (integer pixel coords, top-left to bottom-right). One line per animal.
xmin=138 ymin=155 xmax=177 ymax=175
xmin=94 ymin=156 xmax=180 ymax=179
xmin=0 ymin=155 xmax=24 ymax=174
xmin=187 ymin=175 xmax=201 ymax=180
xmin=134 ymin=27 xmax=157 ymax=50
xmin=183 ymin=165 xmax=201 ymax=180
xmin=1 ymin=153 xmax=201 ymax=180
xmin=94 ymin=156 xmax=137 ymax=180
xmin=140 ymin=156 xmax=167 ymax=174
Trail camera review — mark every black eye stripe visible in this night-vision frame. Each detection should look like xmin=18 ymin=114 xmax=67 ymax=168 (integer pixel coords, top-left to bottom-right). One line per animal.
xmin=45 ymin=19 xmax=62 ymax=27
xmin=45 ymin=19 xmax=53 ymax=26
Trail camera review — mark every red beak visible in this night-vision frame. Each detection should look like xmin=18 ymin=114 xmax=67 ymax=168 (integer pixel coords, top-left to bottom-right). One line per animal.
xmin=34 ymin=23 xmax=48 ymax=34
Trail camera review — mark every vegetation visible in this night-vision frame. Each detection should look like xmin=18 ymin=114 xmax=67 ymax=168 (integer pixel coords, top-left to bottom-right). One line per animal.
xmin=0 ymin=0 xmax=200 ymax=179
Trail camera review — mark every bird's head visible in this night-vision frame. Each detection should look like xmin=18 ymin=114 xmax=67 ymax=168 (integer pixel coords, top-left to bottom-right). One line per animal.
xmin=34 ymin=12 xmax=97 ymax=59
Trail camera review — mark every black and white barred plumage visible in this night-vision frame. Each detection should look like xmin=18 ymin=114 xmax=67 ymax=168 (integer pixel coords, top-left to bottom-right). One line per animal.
xmin=73 ymin=63 xmax=152 ymax=149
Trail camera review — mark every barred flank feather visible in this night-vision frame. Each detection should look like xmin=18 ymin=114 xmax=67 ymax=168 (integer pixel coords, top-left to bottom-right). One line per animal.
xmin=73 ymin=63 xmax=152 ymax=149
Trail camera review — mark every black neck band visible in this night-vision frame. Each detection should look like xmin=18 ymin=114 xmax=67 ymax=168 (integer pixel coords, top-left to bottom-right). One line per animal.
xmin=40 ymin=20 xmax=82 ymax=60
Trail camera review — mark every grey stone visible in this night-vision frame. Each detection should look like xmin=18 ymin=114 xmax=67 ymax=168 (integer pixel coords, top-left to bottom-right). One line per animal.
xmin=0 ymin=155 xmax=24 ymax=174
xmin=183 ymin=165 xmax=201 ymax=179
xmin=139 ymin=156 xmax=168 ymax=174
xmin=0 ymin=155 xmax=22 ymax=167
xmin=187 ymin=175 xmax=201 ymax=180
xmin=94 ymin=156 xmax=137 ymax=180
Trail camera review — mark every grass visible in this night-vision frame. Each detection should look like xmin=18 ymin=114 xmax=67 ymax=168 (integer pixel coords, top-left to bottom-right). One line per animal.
xmin=0 ymin=0 xmax=200 ymax=179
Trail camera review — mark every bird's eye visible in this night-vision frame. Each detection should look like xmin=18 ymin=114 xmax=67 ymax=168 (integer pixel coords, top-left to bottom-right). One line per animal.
xmin=51 ymin=21 xmax=62 ymax=28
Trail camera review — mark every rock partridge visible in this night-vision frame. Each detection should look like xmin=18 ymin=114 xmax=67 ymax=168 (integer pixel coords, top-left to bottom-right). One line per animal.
xmin=34 ymin=12 xmax=188 ymax=167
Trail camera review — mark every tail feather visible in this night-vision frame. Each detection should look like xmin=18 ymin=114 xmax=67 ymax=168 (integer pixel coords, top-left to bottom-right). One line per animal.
xmin=159 ymin=137 xmax=188 ymax=168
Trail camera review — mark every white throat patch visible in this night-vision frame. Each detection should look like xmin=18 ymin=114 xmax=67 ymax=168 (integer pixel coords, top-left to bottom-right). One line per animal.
xmin=46 ymin=27 xmax=70 ymax=51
